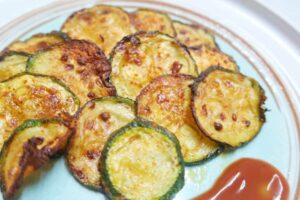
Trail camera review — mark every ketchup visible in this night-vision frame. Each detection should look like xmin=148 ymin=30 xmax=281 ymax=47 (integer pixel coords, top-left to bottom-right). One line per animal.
xmin=194 ymin=158 xmax=289 ymax=200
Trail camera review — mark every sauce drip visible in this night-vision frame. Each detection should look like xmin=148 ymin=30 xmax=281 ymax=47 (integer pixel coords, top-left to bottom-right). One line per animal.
xmin=194 ymin=158 xmax=289 ymax=200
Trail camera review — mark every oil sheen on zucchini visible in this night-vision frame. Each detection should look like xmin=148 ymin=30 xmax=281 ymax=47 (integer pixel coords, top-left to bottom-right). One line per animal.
xmin=67 ymin=96 xmax=135 ymax=189
xmin=130 ymin=9 xmax=175 ymax=36
xmin=61 ymin=5 xmax=135 ymax=55
xmin=110 ymin=31 xmax=197 ymax=99
xmin=173 ymin=21 xmax=217 ymax=48
xmin=190 ymin=45 xmax=238 ymax=74
xmin=137 ymin=74 xmax=221 ymax=164
xmin=0 ymin=52 xmax=29 ymax=81
xmin=0 ymin=73 xmax=79 ymax=151
xmin=6 ymin=31 xmax=68 ymax=54
xmin=27 ymin=40 xmax=116 ymax=103
xmin=192 ymin=66 xmax=266 ymax=147
xmin=100 ymin=119 xmax=184 ymax=200
xmin=0 ymin=119 xmax=71 ymax=199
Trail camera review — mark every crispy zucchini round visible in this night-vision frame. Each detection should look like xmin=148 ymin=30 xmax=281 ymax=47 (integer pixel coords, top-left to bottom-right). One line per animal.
xmin=192 ymin=66 xmax=266 ymax=147
xmin=5 ymin=31 xmax=68 ymax=54
xmin=0 ymin=73 xmax=79 ymax=150
xmin=130 ymin=9 xmax=175 ymax=36
xmin=100 ymin=119 xmax=184 ymax=199
xmin=190 ymin=45 xmax=238 ymax=74
xmin=173 ymin=21 xmax=217 ymax=48
xmin=27 ymin=39 xmax=116 ymax=103
xmin=67 ymin=96 xmax=135 ymax=189
xmin=137 ymin=74 xmax=221 ymax=164
xmin=110 ymin=31 xmax=197 ymax=99
xmin=0 ymin=119 xmax=71 ymax=199
xmin=0 ymin=52 xmax=29 ymax=81
xmin=61 ymin=5 xmax=135 ymax=55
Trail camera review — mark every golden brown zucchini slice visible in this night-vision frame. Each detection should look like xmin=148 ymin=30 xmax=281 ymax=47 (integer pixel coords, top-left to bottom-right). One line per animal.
xmin=190 ymin=45 xmax=238 ymax=74
xmin=137 ymin=74 xmax=221 ymax=164
xmin=27 ymin=40 xmax=116 ymax=103
xmin=100 ymin=119 xmax=184 ymax=199
xmin=0 ymin=119 xmax=71 ymax=199
xmin=0 ymin=73 xmax=79 ymax=150
xmin=130 ymin=9 xmax=175 ymax=36
xmin=110 ymin=31 xmax=197 ymax=99
xmin=61 ymin=5 xmax=135 ymax=55
xmin=0 ymin=52 xmax=29 ymax=81
xmin=67 ymin=96 xmax=135 ymax=189
xmin=192 ymin=66 xmax=266 ymax=147
xmin=6 ymin=31 xmax=68 ymax=54
xmin=173 ymin=21 xmax=217 ymax=48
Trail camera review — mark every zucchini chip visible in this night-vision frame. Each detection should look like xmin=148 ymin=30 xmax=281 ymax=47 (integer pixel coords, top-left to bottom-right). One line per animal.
xmin=192 ymin=66 xmax=266 ymax=147
xmin=100 ymin=119 xmax=184 ymax=200
xmin=0 ymin=73 xmax=79 ymax=150
xmin=130 ymin=9 xmax=175 ymax=36
xmin=137 ymin=74 xmax=221 ymax=164
xmin=190 ymin=45 xmax=238 ymax=74
xmin=0 ymin=52 xmax=29 ymax=81
xmin=110 ymin=31 xmax=197 ymax=99
xmin=6 ymin=31 xmax=68 ymax=54
xmin=61 ymin=5 xmax=135 ymax=55
xmin=0 ymin=119 xmax=71 ymax=199
xmin=27 ymin=40 xmax=116 ymax=103
xmin=67 ymin=96 xmax=135 ymax=189
xmin=173 ymin=21 xmax=217 ymax=48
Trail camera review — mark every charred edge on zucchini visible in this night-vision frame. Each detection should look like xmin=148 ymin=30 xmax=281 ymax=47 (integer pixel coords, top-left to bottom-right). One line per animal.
xmin=66 ymin=96 xmax=135 ymax=189
xmin=4 ymin=31 xmax=69 ymax=55
xmin=130 ymin=9 xmax=176 ymax=37
xmin=173 ymin=20 xmax=218 ymax=49
xmin=0 ymin=119 xmax=72 ymax=199
xmin=136 ymin=74 xmax=222 ymax=165
xmin=100 ymin=119 xmax=184 ymax=200
xmin=191 ymin=66 xmax=266 ymax=148
xmin=109 ymin=31 xmax=198 ymax=99
xmin=27 ymin=39 xmax=116 ymax=103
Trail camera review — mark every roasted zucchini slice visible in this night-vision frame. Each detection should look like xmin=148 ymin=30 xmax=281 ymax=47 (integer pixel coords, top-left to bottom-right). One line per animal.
xmin=0 ymin=119 xmax=71 ymax=199
xmin=100 ymin=119 xmax=184 ymax=199
xmin=173 ymin=21 xmax=217 ymax=48
xmin=67 ymin=96 xmax=135 ymax=189
xmin=6 ymin=31 xmax=68 ymax=54
xmin=110 ymin=31 xmax=197 ymax=99
xmin=192 ymin=66 xmax=266 ymax=147
xmin=61 ymin=5 xmax=135 ymax=55
xmin=137 ymin=74 xmax=221 ymax=164
xmin=0 ymin=73 xmax=79 ymax=150
xmin=0 ymin=52 xmax=29 ymax=81
xmin=130 ymin=9 xmax=175 ymax=36
xmin=190 ymin=45 xmax=238 ymax=74
xmin=27 ymin=40 xmax=116 ymax=103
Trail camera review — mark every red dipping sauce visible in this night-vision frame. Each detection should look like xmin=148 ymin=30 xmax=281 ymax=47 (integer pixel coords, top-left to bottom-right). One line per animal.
xmin=194 ymin=158 xmax=289 ymax=200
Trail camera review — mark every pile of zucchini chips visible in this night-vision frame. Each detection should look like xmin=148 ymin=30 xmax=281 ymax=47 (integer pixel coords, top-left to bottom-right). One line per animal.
xmin=0 ymin=5 xmax=266 ymax=200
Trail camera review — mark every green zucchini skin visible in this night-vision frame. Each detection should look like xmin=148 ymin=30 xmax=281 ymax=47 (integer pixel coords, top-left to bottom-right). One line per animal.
xmin=100 ymin=119 xmax=185 ymax=200
xmin=191 ymin=66 xmax=266 ymax=148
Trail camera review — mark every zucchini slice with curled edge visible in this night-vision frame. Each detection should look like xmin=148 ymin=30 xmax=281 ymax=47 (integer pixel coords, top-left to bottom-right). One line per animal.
xmin=192 ymin=66 xmax=266 ymax=147
xmin=100 ymin=119 xmax=184 ymax=200
xmin=173 ymin=21 xmax=217 ymax=48
xmin=0 ymin=73 xmax=79 ymax=151
xmin=110 ymin=31 xmax=197 ymax=99
xmin=61 ymin=5 xmax=135 ymax=56
xmin=189 ymin=45 xmax=238 ymax=74
xmin=0 ymin=119 xmax=71 ymax=199
xmin=67 ymin=96 xmax=135 ymax=189
xmin=130 ymin=9 xmax=176 ymax=37
xmin=27 ymin=39 xmax=116 ymax=104
xmin=137 ymin=74 xmax=221 ymax=165
xmin=5 ymin=31 xmax=68 ymax=55
xmin=0 ymin=52 xmax=29 ymax=81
